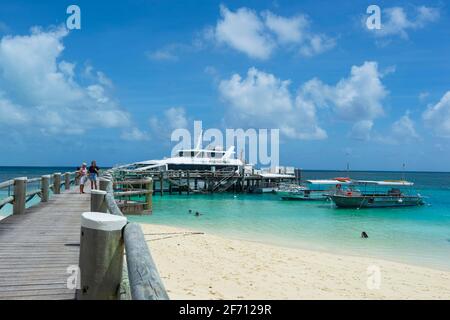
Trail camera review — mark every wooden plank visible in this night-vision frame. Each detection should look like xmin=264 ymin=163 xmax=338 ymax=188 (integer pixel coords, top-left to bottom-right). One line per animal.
xmin=0 ymin=188 xmax=89 ymax=300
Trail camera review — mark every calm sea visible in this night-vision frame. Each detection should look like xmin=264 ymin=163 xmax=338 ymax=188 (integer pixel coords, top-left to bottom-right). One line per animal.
xmin=1 ymin=167 xmax=450 ymax=270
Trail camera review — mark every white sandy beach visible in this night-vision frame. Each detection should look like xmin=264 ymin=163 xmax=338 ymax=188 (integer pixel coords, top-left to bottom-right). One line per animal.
xmin=140 ymin=223 xmax=450 ymax=300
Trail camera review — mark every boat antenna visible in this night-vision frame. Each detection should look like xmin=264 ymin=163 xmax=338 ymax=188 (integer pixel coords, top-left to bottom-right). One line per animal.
xmin=346 ymin=162 xmax=350 ymax=177
xmin=402 ymin=163 xmax=406 ymax=181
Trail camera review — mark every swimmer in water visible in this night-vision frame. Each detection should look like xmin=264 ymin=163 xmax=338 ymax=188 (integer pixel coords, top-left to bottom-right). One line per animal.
xmin=361 ymin=231 xmax=368 ymax=238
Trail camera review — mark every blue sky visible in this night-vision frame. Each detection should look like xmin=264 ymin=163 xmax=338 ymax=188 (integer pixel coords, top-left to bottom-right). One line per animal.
xmin=0 ymin=0 xmax=449 ymax=171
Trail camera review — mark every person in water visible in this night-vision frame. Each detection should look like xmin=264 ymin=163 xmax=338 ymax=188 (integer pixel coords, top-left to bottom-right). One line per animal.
xmin=78 ymin=163 xmax=88 ymax=194
xmin=88 ymin=160 xmax=100 ymax=190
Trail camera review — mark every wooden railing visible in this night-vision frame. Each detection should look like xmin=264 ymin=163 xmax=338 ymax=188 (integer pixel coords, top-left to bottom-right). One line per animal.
xmin=76 ymin=171 xmax=168 ymax=300
xmin=0 ymin=171 xmax=78 ymax=214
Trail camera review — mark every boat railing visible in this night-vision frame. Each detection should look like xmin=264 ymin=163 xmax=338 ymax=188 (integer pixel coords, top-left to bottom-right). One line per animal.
xmin=80 ymin=172 xmax=168 ymax=300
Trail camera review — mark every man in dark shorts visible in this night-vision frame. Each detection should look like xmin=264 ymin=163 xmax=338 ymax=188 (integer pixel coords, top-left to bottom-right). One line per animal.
xmin=88 ymin=160 xmax=100 ymax=190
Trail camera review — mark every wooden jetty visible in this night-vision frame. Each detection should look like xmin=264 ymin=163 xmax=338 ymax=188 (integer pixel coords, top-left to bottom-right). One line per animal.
xmin=0 ymin=188 xmax=88 ymax=299
xmin=114 ymin=168 xmax=302 ymax=196
xmin=0 ymin=171 xmax=167 ymax=300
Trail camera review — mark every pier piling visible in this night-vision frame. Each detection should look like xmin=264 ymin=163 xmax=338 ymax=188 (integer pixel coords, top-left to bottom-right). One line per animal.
xmin=144 ymin=178 xmax=153 ymax=211
xmin=77 ymin=212 xmax=127 ymax=300
xmin=99 ymin=178 xmax=111 ymax=192
xmin=53 ymin=173 xmax=61 ymax=194
xmin=64 ymin=172 xmax=71 ymax=190
xmin=91 ymin=190 xmax=108 ymax=213
xmin=13 ymin=177 xmax=27 ymax=215
xmin=41 ymin=175 xmax=50 ymax=202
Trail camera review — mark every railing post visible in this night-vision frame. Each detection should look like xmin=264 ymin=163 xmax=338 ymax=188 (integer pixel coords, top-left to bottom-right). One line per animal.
xmin=41 ymin=175 xmax=50 ymax=202
xmin=64 ymin=172 xmax=71 ymax=190
xmin=53 ymin=173 xmax=61 ymax=194
xmin=13 ymin=177 xmax=27 ymax=215
xmin=99 ymin=178 xmax=111 ymax=192
xmin=91 ymin=190 xmax=107 ymax=213
xmin=77 ymin=212 xmax=127 ymax=300
xmin=144 ymin=178 xmax=153 ymax=212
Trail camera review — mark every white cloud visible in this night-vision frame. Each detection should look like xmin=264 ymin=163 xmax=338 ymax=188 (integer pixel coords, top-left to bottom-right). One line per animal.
xmin=149 ymin=107 xmax=189 ymax=138
xmin=369 ymin=6 xmax=440 ymax=39
xmin=213 ymin=6 xmax=334 ymax=59
xmin=0 ymin=95 xmax=29 ymax=124
xmin=350 ymin=120 xmax=374 ymax=141
xmin=299 ymin=61 xmax=387 ymax=124
xmin=423 ymin=91 xmax=450 ymax=138
xmin=0 ymin=26 xmax=131 ymax=135
xmin=219 ymin=62 xmax=388 ymax=140
xmin=219 ymin=67 xmax=326 ymax=140
xmin=121 ymin=128 xmax=150 ymax=141
xmin=299 ymin=34 xmax=336 ymax=57
xmin=146 ymin=48 xmax=179 ymax=61
xmin=262 ymin=11 xmax=307 ymax=44
xmin=215 ymin=5 xmax=275 ymax=59
xmin=419 ymin=91 xmax=429 ymax=101
xmin=391 ymin=112 xmax=420 ymax=140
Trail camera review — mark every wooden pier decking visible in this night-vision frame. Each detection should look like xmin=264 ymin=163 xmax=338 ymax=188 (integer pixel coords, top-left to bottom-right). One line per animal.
xmin=0 ymin=188 xmax=89 ymax=300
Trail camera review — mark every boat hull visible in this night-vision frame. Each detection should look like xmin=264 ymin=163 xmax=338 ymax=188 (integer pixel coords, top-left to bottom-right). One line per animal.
xmin=278 ymin=191 xmax=329 ymax=201
xmin=330 ymin=195 xmax=424 ymax=208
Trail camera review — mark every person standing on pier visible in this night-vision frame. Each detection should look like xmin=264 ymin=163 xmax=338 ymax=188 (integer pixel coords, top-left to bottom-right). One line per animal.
xmin=78 ymin=163 xmax=88 ymax=194
xmin=89 ymin=160 xmax=100 ymax=190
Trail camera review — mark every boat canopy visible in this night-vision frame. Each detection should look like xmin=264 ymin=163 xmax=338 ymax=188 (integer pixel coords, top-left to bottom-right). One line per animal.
xmin=259 ymin=173 xmax=295 ymax=179
xmin=306 ymin=179 xmax=352 ymax=185
xmin=352 ymin=180 xmax=414 ymax=186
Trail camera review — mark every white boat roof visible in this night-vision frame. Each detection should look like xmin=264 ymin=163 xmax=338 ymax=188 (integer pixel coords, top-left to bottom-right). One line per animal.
xmin=259 ymin=173 xmax=295 ymax=179
xmin=353 ymin=180 xmax=414 ymax=186
xmin=306 ymin=179 xmax=352 ymax=185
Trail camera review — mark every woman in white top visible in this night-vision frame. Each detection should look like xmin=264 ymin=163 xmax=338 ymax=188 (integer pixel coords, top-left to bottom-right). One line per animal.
xmin=78 ymin=163 xmax=88 ymax=194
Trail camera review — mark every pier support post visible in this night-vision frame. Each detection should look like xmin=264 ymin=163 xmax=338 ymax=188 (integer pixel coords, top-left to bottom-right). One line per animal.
xmin=144 ymin=178 xmax=153 ymax=212
xmin=13 ymin=177 xmax=27 ymax=215
xmin=99 ymin=178 xmax=111 ymax=192
xmin=64 ymin=172 xmax=71 ymax=190
xmin=159 ymin=173 xmax=163 ymax=196
xmin=41 ymin=175 xmax=50 ymax=202
xmin=91 ymin=190 xmax=108 ymax=213
xmin=179 ymin=171 xmax=182 ymax=195
xmin=53 ymin=173 xmax=61 ymax=194
xmin=77 ymin=212 xmax=127 ymax=300
xmin=187 ymin=171 xmax=190 ymax=195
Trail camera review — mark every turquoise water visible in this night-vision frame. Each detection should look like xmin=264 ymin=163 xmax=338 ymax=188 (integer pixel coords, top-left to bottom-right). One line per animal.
xmin=0 ymin=166 xmax=77 ymax=215
xmin=1 ymin=167 xmax=450 ymax=270
xmin=131 ymin=170 xmax=450 ymax=271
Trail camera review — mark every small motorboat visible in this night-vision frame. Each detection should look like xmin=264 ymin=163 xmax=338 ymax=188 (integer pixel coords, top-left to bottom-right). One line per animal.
xmin=329 ymin=180 xmax=424 ymax=208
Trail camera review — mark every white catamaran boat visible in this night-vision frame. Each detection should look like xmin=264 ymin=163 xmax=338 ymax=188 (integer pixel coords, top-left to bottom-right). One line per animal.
xmin=116 ymin=133 xmax=244 ymax=172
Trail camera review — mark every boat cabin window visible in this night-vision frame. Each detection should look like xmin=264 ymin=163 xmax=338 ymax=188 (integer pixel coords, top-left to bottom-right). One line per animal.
xmin=388 ymin=188 xmax=402 ymax=196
